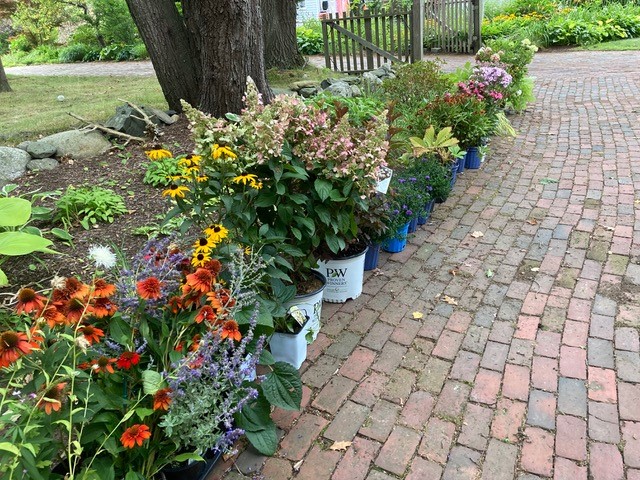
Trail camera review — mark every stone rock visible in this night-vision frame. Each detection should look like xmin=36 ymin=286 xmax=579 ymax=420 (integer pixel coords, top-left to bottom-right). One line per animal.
xmin=0 ymin=147 xmax=31 ymax=185
xmin=342 ymin=75 xmax=362 ymax=85
xmin=26 ymin=141 xmax=57 ymax=159
xmin=39 ymin=130 xmax=111 ymax=160
xmin=299 ymin=86 xmax=319 ymax=98
xmin=291 ymin=80 xmax=320 ymax=91
xmin=325 ymin=81 xmax=355 ymax=97
xmin=105 ymin=105 xmax=157 ymax=138
xmin=143 ymin=106 xmax=176 ymax=125
xmin=371 ymin=62 xmax=395 ymax=78
xmin=16 ymin=141 xmax=30 ymax=151
xmin=362 ymin=71 xmax=383 ymax=92
xmin=350 ymin=85 xmax=362 ymax=97
xmin=27 ymin=158 xmax=59 ymax=171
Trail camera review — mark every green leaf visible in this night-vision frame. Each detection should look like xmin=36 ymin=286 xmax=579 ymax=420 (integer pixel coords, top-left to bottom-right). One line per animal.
xmin=539 ymin=177 xmax=559 ymax=185
xmin=173 ymin=452 xmax=205 ymax=463
xmin=51 ymin=227 xmax=73 ymax=242
xmin=0 ymin=268 xmax=7 ymax=286
xmin=314 ymin=179 xmax=332 ymax=202
xmin=0 ymin=231 xmax=56 ymax=256
xmin=141 ymin=370 xmax=164 ymax=395
xmin=0 ymin=442 xmax=20 ymax=455
xmin=261 ymin=362 xmax=302 ymax=410
xmin=108 ymin=316 xmax=132 ymax=345
xmin=243 ymin=423 xmax=278 ymax=456
xmin=135 ymin=407 xmax=155 ymax=420
xmin=0 ymin=197 xmax=31 ymax=227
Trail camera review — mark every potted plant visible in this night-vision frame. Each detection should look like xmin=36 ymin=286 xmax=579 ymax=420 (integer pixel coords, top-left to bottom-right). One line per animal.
xmin=356 ymin=193 xmax=391 ymax=271
xmin=269 ymin=304 xmax=310 ymax=369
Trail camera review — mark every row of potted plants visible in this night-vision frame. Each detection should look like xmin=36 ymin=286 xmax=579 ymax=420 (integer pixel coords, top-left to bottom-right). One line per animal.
xmin=0 ymin=39 xmax=537 ymax=478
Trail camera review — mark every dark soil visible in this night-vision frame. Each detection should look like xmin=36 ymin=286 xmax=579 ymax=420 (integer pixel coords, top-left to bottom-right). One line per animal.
xmin=2 ymin=120 xmax=195 ymax=292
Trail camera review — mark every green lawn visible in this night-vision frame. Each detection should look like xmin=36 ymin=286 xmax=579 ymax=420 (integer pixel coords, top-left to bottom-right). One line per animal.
xmin=580 ymin=38 xmax=640 ymax=51
xmin=0 ymin=75 xmax=167 ymax=145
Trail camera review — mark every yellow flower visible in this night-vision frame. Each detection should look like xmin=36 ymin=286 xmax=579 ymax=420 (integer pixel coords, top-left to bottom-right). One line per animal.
xmin=251 ymin=180 xmax=263 ymax=190
xmin=162 ymin=184 xmax=190 ymax=198
xmin=204 ymin=224 xmax=229 ymax=243
xmin=192 ymin=251 xmax=211 ymax=268
xmin=212 ymin=144 xmax=237 ymax=160
xmin=196 ymin=175 xmax=209 ymax=183
xmin=145 ymin=149 xmax=173 ymax=160
xmin=181 ymin=166 xmax=200 ymax=175
xmin=178 ymin=155 xmax=201 ymax=168
xmin=232 ymin=174 xmax=259 ymax=186
xmin=193 ymin=237 xmax=216 ymax=253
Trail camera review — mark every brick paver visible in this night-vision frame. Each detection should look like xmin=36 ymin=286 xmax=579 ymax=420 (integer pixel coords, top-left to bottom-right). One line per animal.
xmin=220 ymin=50 xmax=640 ymax=479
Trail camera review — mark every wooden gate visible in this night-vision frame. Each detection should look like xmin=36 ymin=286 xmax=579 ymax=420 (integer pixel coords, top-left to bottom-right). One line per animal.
xmin=423 ymin=0 xmax=481 ymax=53
xmin=320 ymin=2 xmax=424 ymax=74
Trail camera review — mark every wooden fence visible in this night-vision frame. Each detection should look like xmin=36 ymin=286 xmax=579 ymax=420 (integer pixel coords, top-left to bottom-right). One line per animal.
xmin=424 ymin=0 xmax=481 ymax=53
xmin=321 ymin=3 xmax=424 ymax=74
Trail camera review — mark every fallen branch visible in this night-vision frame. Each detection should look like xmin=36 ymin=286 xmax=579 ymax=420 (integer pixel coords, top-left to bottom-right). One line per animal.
xmin=117 ymin=98 xmax=161 ymax=140
xmin=68 ymin=112 xmax=145 ymax=144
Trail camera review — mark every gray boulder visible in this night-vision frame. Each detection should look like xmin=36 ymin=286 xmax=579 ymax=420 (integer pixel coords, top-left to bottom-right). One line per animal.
xmin=39 ymin=130 xmax=111 ymax=159
xmin=299 ymin=87 xmax=319 ymax=98
xmin=26 ymin=141 xmax=57 ymax=159
xmin=291 ymin=80 xmax=320 ymax=91
xmin=362 ymin=71 xmax=383 ymax=92
xmin=0 ymin=147 xmax=31 ymax=185
xmin=27 ymin=158 xmax=59 ymax=172
xmin=16 ymin=141 xmax=30 ymax=151
xmin=104 ymin=104 xmax=176 ymax=138
xmin=325 ymin=81 xmax=355 ymax=97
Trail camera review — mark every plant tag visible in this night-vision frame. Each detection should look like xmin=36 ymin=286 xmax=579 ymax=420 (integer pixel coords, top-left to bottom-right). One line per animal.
xmin=288 ymin=306 xmax=307 ymax=327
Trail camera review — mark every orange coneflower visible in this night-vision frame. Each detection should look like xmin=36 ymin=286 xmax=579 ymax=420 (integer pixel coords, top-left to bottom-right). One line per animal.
xmin=153 ymin=388 xmax=172 ymax=411
xmin=92 ymin=297 xmax=118 ymax=318
xmin=195 ymin=305 xmax=217 ymax=324
xmin=203 ymin=258 xmax=222 ymax=276
xmin=120 ymin=424 xmax=151 ymax=449
xmin=219 ymin=320 xmax=241 ymax=342
xmin=39 ymin=304 xmax=67 ymax=328
xmin=136 ymin=277 xmax=163 ymax=300
xmin=79 ymin=324 xmax=105 ymax=345
xmin=116 ymin=351 xmax=140 ymax=370
xmin=92 ymin=279 xmax=116 ymax=298
xmin=63 ymin=298 xmax=92 ymax=324
xmin=37 ymin=382 xmax=67 ymax=415
xmin=28 ymin=325 xmax=44 ymax=349
xmin=218 ymin=288 xmax=236 ymax=309
xmin=60 ymin=278 xmax=90 ymax=301
xmin=0 ymin=330 xmax=33 ymax=368
xmin=15 ymin=288 xmax=47 ymax=315
xmin=189 ymin=334 xmax=201 ymax=352
xmin=91 ymin=356 xmax=116 ymax=374
xmin=186 ymin=268 xmax=214 ymax=294
xmin=167 ymin=295 xmax=183 ymax=315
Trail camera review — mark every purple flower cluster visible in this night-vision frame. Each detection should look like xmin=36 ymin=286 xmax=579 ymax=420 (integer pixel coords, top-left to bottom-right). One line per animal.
xmin=473 ymin=66 xmax=512 ymax=88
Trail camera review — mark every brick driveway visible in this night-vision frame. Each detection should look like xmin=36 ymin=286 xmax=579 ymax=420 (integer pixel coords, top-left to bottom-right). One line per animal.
xmin=212 ymin=50 xmax=640 ymax=479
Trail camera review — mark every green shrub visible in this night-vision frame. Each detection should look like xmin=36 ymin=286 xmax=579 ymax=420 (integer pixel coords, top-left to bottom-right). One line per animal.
xmin=58 ymin=43 xmax=90 ymax=63
xmin=82 ymin=48 xmax=101 ymax=62
xmin=9 ymin=34 xmax=33 ymax=53
xmin=130 ymin=43 xmax=148 ymax=59
xmin=20 ymin=45 xmax=60 ymax=65
xmin=69 ymin=25 xmax=102 ymax=47
xmin=55 ymin=186 xmax=128 ymax=229
xmin=297 ymin=20 xmax=324 ymax=55
xmin=143 ymin=157 xmax=183 ymax=187
xmin=383 ymin=60 xmax=452 ymax=106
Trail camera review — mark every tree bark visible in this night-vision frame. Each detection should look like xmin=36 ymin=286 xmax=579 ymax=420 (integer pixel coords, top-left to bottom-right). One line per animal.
xmin=0 ymin=57 xmax=11 ymax=93
xmin=183 ymin=0 xmax=273 ymax=116
xmin=262 ymin=0 xmax=304 ymax=69
xmin=124 ymin=0 xmax=200 ymax=111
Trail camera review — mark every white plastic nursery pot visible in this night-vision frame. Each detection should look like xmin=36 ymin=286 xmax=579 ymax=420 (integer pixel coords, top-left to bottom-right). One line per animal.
xmin=269 ymin=328 xmax=308 ymax=369
xmin=315 ymin=246 xmax=368 ymax=303
xmin=283 ymin=270 xmax=326 ymax=342
xmin=375 ymin=167 xmax=393 ymax=194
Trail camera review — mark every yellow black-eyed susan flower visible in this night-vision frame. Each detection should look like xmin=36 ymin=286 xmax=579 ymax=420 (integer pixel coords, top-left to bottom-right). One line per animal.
xmin=192 ymin=251 xmax=211 ymax=268
xmin=193 ymin=236 xmax=216 ymax=253
xmin=212 ymin=144 xmax=237 ymax=160
xmin=204 ymin=224 xmax=229 ymax=244
xmin=162 ymin=184 xmax=190 ymax=198
xmin=145 ymin=149 xmax=173 ymax=160
xmin=232 ymin=174 xmax=258 ymax=186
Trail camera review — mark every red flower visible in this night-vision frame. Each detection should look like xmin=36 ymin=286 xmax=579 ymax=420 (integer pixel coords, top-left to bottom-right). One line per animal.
xmin=39 ymin=304 xmax=67 ymax=328
xmin=91 ymin=297 xmax=117 ymax=318
xmin=195 ymin=305 xmax=217 ymax=324
xmin=63 ymin=297 xmax=92 ymax=324
xmin=54 ymin=278 xmax=90 ymax=302
xmin=80 ymin=324 xmax=105 ymax=345
xmin=37 ymin=383 xmax=67 ymax=415
xmin=117 ymin=351 xmax=140 ymax=370
xmin=219 ymin=320 xmax=241 ymax=342
xmin=136 ymin=277 xmax=162 ymax=300
xmin=91 ymin=356 xmax=116 ymax=374
xmin=120 ymin=424 xmax=151 ymax=448
xmin=15 ymin=288 xmax=47 ymax=315
xmin=153 ymin=388 xmax=172 ymax=411
xmin=186 ymin=268 xmax=214 ymax=293
xmin=92 ymin=279 xmax=116 ymax=298
xmin=0 ymin=330 xmax=33 ymax=368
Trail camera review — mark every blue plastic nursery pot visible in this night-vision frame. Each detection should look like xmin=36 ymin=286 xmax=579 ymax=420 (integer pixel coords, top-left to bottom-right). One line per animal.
xmin=382 ymin=222 xmax=410 ymax=253
xmin=465 ymin=147 xmax=481 ymax=169
xmin=364 ymin=243 xmax=381 ymax=270
xmin=418 ymin=199 xmax=436 ymax=225
xmin=456 ymin=154 xmax=465 ymax=174
xmin=407 ymin=217 xmax=418 ymax=233
xmin=449 ymin=162 xmax=458 ymax=188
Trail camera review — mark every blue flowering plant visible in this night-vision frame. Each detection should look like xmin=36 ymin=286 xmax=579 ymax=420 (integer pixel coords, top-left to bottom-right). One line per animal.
xmin=383 ymin=173 xmax=426 ymax=239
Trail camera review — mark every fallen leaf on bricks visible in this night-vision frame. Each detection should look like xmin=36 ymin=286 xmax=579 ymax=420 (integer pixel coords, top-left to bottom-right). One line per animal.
xmin=412 ymin=311 xmax=424 ymax=319
xmin=443 ymin=295 xmax=458 ymax=305
xmin=329 ymin=441 xmax=352 ymax=451
xmin=471 ymin=231 xmax=484 ymax=238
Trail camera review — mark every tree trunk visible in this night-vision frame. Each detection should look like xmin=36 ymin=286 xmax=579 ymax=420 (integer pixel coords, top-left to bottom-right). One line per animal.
xmin=262 ymin=0 xmax=304 ymax=69
xmin=0 ymin=57 xmax=11 ymax=93
xmin=183 ymin=0 xmax=273 ymax=117
xmin=124 ymin=0 xmax=200 ymax=111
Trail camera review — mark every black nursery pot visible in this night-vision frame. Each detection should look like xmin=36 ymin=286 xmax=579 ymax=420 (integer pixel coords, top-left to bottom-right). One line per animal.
xmin=160 ymin=450 xmax=223 ymax=480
